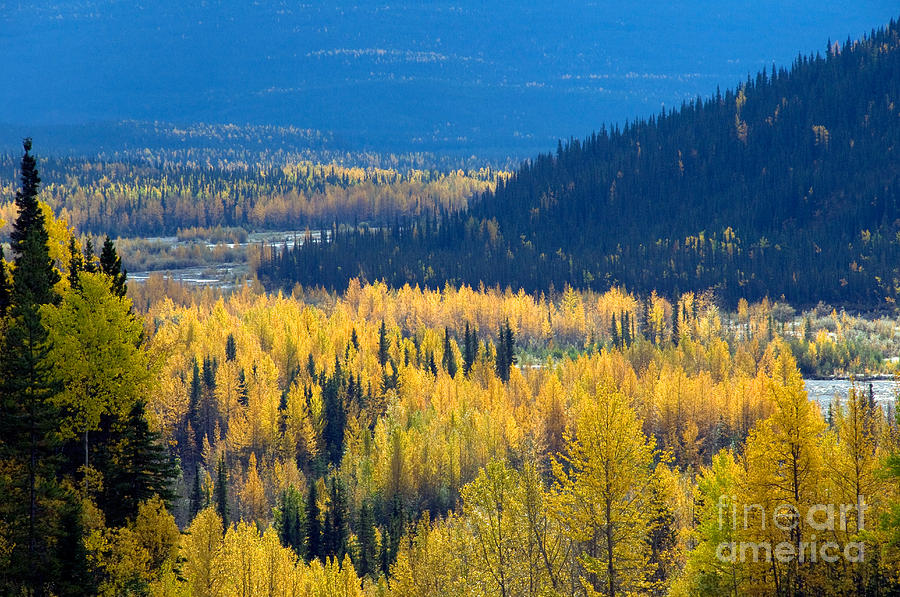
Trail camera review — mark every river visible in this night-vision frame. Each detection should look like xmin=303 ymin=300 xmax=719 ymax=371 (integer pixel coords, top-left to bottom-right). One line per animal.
xmin=803 ymin=378 xmax=897 ymax=409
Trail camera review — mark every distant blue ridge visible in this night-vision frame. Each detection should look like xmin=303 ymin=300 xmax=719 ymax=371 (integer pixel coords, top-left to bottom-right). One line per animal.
xmin=0 ymin=0 xmax=896 ymax=155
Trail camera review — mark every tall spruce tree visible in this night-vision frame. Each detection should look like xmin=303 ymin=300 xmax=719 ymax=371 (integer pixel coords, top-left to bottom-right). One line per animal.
xmin=671 ymin=304 xmax=680 ymax=346
xmin=0 ymin=139 xmax=79 ymax=594
xmin=276 ymin=485 xmax=306 ymax=559
xmin=610 ymin=313 xmax=620 ymax=349
xmin=495 ymin=323 xmax=508 ymax=381
xmin=378 ymin=320 xmax=389 ymax=367
xmin=9 ymin=139 xmax=59 ymax=305
xmin=188 ymin=359 xmax=204 ymax=451
xmin=225 ymin=333 xmax=237 ymax=362
xmin=325 ymin=475 xmax=349 ymax=560
xmin=463 ymin=321 xmax=476 ymax=376
xmin=189 ymin=465 xmax=205 ymax=520
xmin=99 ymin=235 xmax=127 ymax=298
xmin=495 ymin=320 xmax=516 ymax=382
xmin=305 ymin=480 xmax=322 ymax=562
xmin=215 ymin=456 xmax=229 ymax=529
xmin=83 ymin=237 xmax=97 ymax=273
xmin=379 ymin=527 xmax=391 ymax=577
xmin=504 ymin=320 xmax=516 ymax=374
xmin=66 ymin=237 xmax=83 ymax=292
xmin=386 ymin=493 xmax=404 ymax=571
xmin=354 ymin=500 xmax=377 ymax=578
xmin=622 ymin=311 xmax=632 ymax=347
xmin=442 ymin=327 xmax=458 ymax=377
xmin=101 ymin=400 xmax=176 ymax=527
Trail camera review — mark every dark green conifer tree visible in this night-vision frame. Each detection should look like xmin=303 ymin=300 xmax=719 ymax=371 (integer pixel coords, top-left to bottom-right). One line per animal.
xmin=621 ymin=311 xmax=632 ymax=347
xmin=56 ymin=496 xmax=93 ymax=596
xmin=225 ymin=333 xmax=237 ymax=362
xmin=66 ymin=237 xmax=83 ymax=292
xmin=199 ymin=356 xmax=217 ymax=443
xmin=0 ymin=139 xmax=72 ymax=594
xmin=8 ymin=139 xmax=59 ymax=305
xmin=325 ymin=476 xmax=349 ymax=560
xmin=378 ymin=320 xmax=390 ymax=367
xmin=323 ymin=361 xmax=347 ymax=466
xmin=644 ymin=298 xmax=653 ymax=344
xmin=305 ymin=480 xmax=322 ymax=562
xmin=306 ymin=353 xmax=317 ymax=382
xmin=504 ymin=320 xmax=516 ymax=376
xmin=99 ymin=235 xmax=127 ymax=298
xmin=442 ymin=327 xmax=458 ymax=377
xmin=354 ymin=500 xmax=377 ymax=578
xmin=276 ymin=485 xmax=306 ymax=558
xmin=671 ymin=304 xmax=680 ymax=346
xmin=382 ymin=358 xmax=400 ymax=393
xmin=495 ymin=324 xmax=508 ymax=381
xmin=102 ymin=400 xmax=177 ymax=527
xmin=427 ymin=349 xmax=438 ymax=376
xmin=463 ymin=321 xmax=476 ymax=376
xmin=188 ymin=359 xmax=203 ymax=451
xmin=83 ymin=237 xmax=97 ymax=273
xmin=386 ymin=494 xmax=404 ymax=570
xmin=237 ymin=368 xmax=249 ymax=406
xmin=215 ymin=456 xmax=229 ymax=529
xmin=610 ymin=313 xmax=620 ymax=349
xmin=189 ymin=465 xmax=205 ymax=520
xmin=379 ymin=527 xmax=391 ymax=577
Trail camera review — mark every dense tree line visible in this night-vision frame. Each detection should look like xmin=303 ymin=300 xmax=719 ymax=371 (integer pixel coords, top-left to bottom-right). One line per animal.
xmin=260 ymin=19 xmax=900 ymax=309
xmin=0 ymin=148 xmax=503 ymax=237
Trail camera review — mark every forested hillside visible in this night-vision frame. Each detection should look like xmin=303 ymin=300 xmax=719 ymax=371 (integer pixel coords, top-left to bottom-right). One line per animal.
xmin=263 ymin=20 xmax=900 ymax=308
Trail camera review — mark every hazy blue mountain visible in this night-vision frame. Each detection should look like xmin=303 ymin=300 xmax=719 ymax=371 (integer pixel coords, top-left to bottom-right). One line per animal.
xmin=0 ymin=1 xmax=896 ymax=155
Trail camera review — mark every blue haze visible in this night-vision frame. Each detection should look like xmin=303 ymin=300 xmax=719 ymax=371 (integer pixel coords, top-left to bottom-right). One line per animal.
xmin=0 ymin=1 xmax=896 ymax=155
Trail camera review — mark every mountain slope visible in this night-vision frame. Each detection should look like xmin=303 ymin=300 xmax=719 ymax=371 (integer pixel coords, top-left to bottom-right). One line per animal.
xmin=261 ymin=19 xmax=900 ymax=308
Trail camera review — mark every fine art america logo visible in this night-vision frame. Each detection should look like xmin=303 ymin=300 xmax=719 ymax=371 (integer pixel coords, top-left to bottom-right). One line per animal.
xmin=715 ymin=495 xmax=867 ymax=564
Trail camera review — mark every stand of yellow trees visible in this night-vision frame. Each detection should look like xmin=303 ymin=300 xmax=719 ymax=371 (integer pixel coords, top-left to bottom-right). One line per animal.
xmin=127 ymin=279 xmax=900 ymax=596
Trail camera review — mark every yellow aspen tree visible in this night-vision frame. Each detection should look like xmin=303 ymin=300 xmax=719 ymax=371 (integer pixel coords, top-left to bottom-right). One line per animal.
xmin=388 ymin=515 xmax=470 ymax=597
xmin=241 ymin=453 xmax=268 ymax=527
xmin=521 ymin=461 xmax=571 ymax=594
xmin=552 ymin=384 xmax=658 ymax=596
xmin=214 ymin=360 xmax=244 ymax=436
xmin=221 ymin=521 xmax=263 ymax=597
xmin=183 ymin=507 xmax=225 ymax=597
xmin=44 ymin=272 xmax=152 ymax=469
xmin=678 ymin=450 xmax=746 ymax=596
xmin=824 ymin=385 xmax=884 ymax=593
xmin=461 ymin=458 xmax=531 ymax=596
xmin=742 ymin=342 xmax=825 ymax=595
